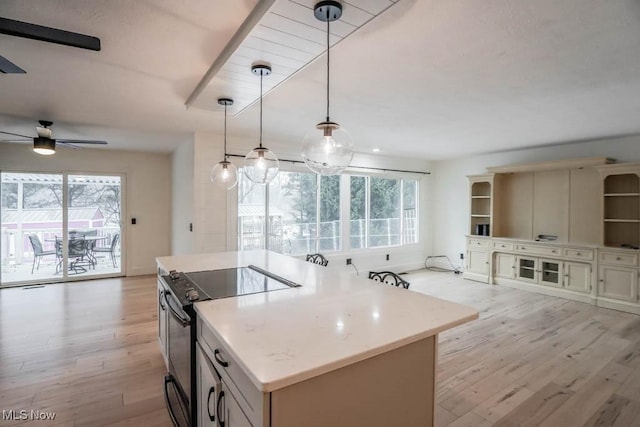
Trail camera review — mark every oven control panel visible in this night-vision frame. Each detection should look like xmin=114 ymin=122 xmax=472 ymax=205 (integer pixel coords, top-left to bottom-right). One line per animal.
xmin=163 ymin=270 xmax=201 ymax=304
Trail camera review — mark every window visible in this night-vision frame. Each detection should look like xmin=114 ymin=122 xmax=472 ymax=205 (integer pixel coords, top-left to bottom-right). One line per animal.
xmin=237 ymin=170 xmax=341 ymax=255
xmin=349 ymin=176 xmax=419 ymax=248
xmin=237 ymin=170 xmax=418 ymax=254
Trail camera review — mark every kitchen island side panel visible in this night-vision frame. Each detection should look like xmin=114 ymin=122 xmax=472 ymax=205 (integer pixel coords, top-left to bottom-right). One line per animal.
xmin=270 ymin=336 xmax=436 ymax=427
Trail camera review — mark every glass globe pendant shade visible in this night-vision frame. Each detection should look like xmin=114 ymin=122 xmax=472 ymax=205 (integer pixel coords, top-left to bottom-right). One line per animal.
xmin=302 ymin=121 xmax=354 ymax=175
xmin=210 ymin=160 xmax=238 ymax=190
xmin=244 ymin=147 xmax=279 ymax=184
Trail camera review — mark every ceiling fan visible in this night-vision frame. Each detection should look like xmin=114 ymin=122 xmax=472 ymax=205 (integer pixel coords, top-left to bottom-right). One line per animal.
xmin=0 ymin=120 xmax=107 ymax=155
xmin=0 ymin=17 xmax=101 ymax=74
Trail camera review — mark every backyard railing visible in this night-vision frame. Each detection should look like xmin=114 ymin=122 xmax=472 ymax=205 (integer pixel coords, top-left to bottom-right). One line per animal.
xmin=240 ymin=215 xmax=417 ymax=255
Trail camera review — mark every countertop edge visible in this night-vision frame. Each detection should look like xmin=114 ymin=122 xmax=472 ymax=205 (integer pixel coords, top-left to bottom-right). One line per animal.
xmin=196 ymin=303 xmax=479 ymax=393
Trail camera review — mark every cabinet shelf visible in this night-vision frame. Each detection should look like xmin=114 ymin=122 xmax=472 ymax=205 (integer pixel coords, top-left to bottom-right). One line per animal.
xmin=471 ymin=196 xmax=491 ymax=199
xmin=604 ymin=219 xmax=640 ymax=223
xmin=471 ymin=214 xmax=491 ymax=218
xmin=604 ymin=193 xmax=640 ymax=197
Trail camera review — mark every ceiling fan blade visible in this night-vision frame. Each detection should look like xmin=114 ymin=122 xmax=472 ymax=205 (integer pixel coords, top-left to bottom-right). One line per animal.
xmin=0 ymin=54 xmax=26 ymax=73
xmin=1 ymin=139 xmax=31 ymax=143
xmin=57 ymin=142 xmax=82 ymax=149
xmin=36 ymin=126 xmax=52 ymax=138
xmin=58 ymin=139 xmax=107 ymax=145
xmin=0 ymin=130 xmax=32 ymax=138
xmin=0 ymin=17 xmax=101 ymax=51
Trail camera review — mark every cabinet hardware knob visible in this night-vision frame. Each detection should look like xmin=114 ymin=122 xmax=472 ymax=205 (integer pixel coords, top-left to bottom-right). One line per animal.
xmin=616 ymin=257 xmax=622 ymax=261
xmin=552 ymin=250 xmax=557 ymax=253
xmin=599 ymin=279 xmax=604 ymax=282
xmin=577 ymin=252 xmax=581 ymax=256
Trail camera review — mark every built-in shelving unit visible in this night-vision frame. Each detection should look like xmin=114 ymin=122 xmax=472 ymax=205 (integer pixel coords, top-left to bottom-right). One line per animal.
xmin=469 ymin=176 xmax=493 ymax=236
xmin=600 ymin=171 xmax=640 ymax=248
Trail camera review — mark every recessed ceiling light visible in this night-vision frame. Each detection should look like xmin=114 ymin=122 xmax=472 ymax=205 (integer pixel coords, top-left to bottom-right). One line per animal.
xmin=372 ymin=148 xmax=380 ymax=153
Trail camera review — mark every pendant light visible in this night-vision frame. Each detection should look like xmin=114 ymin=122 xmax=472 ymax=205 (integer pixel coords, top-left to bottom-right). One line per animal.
xmin=244 ymin=64 xmax=279 ymax=184
xmin=210 ymin=98 xmax=238 ymax=190
xmin=302 ymin=1 xmax=354 ymax=176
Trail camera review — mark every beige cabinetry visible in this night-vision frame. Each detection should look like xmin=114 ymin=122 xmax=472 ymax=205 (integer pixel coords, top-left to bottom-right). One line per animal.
xmin=564 ymin=262 xmax=592 ymax=293
xmin=468 ymin=175 xmax=495 ymax=237
xmin=597 ymin=248 xmax=639 ymax=307
xmin=465 ymin=158 xmax=640 ymax=314
xmin=464 ymin=237 xmax=490 ymax=283
xmin=489 ymin=239 xmax=595 ymax=303
xmin=595 ymin=163 xmax=640 ymax=249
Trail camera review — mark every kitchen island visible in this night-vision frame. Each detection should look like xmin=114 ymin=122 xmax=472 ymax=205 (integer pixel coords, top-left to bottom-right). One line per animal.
xmin=157 ymin=250 xmax=478 ymax=427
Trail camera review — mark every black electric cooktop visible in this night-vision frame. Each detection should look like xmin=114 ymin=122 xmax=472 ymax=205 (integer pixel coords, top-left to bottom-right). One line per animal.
xmin=185 ymin=265 xmax=299 ymax=301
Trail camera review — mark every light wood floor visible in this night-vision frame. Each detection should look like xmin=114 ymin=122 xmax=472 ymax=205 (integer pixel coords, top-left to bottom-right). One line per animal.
xmin=1 ymin=271 xmax=640 ymax=426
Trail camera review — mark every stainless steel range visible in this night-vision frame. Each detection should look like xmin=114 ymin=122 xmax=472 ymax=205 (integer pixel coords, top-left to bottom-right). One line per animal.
xmin=159 ymin=265 xmax=299 ymax=427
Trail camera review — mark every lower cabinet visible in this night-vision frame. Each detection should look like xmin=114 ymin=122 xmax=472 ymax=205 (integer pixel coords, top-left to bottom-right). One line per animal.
xmin=599 ymin=265 xmax=638 ymax=302
xmin=197 ymin=343 xmax=221 ymax=427
xmin=564 ymin=262 xmax=591 ymax=293
xmin=220 ymin=382 xmax=253 ymax=427
xmin=494 ymin=253 xmax=516 ymax=279
xmin=493 ymin=252 xmax=592 ymax=294
xmin=157 ymin=279 xmax=168 ymax=368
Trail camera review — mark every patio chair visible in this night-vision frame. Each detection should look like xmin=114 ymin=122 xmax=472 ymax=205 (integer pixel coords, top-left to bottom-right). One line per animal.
xmin=93 ymin=233 xmax=119 ymax=268
xmin=368 ymin=271 xmax=410 ymax=289
xmin=306 ymin=253 xmax=329 ymax=267
xmin=27 ymin=234 xmax=56 ymax=274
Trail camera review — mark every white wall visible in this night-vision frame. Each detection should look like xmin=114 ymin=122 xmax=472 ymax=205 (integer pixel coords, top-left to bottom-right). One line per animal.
xmin=171 ymin=138 xmax=194 ymax=255
xmin=431 ymin=134 xmax=640 ymax=269
xmin=193 ymin=132 xmax=228 ymax=253
xmin=0 ymin=143 xmax=171 ymax=276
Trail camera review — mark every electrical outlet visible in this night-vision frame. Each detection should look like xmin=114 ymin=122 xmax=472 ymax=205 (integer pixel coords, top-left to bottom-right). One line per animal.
xmin=460 ymin=253 xmax=464 ymax=260
xmin=346 ymin=258 xmax=352 ymax=265
xmin=386 ymin=254 xmax=390 ymax=261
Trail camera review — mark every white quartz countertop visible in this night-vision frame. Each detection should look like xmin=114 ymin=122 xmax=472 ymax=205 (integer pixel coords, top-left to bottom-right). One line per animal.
xmin=157 ymin=250 xmax=478 ymax=392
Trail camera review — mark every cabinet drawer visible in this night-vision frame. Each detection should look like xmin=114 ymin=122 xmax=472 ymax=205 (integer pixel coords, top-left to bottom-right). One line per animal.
xmin=599 ymin=251 xmax=638 ymax=267
xmin=515 ymin=244 xmax=562 ymax=257
xmin=197 ymin=318 xmax=264 ymax=426
xmin=564 ymin=248 xmax=594 ymax=261
xmin=492 ymin=241 xmax=514 ymax=251
xmin=468 ymin=238 xmax=489 ymax=249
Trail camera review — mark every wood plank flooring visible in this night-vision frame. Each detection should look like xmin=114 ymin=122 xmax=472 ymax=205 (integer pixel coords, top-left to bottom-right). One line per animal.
xmin=407 ymin=269 xmax=640 ymax=426
xmin=0 ymin=277 xmax=172 ymax=427
xmin=1 ymin=271 xmax=640 ymax=426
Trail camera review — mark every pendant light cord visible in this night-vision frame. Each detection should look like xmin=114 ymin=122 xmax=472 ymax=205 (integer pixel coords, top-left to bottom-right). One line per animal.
xmin=259 ymin=71 xmax=264 ymax=148
xmin=326 ymin=15 xmax=331 ymax=122
xmin=223 ymin=103 xmax=227 ymax=158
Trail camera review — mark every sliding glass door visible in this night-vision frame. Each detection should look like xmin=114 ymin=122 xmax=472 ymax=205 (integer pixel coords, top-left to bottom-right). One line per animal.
xmin=0 ymin=172 xmax=123 ymax=287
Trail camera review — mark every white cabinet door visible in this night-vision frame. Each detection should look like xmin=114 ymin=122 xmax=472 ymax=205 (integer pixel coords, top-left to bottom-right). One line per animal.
xmin=516 ymin=256 xmax=538 ymax=284
xmin=197 ymin=344 xmax=221 ymax=427
xmin=220 ymin=382 xmax=252 ymax=427
xmin=494 ymin=253 xmax=516 ymax=279
xmin=157 ymin=279 xmax=168 ymax=368
xmin=467 ymin=249 xmax=489 ymax=275
xmin=539 ymin=258 xmax=562 ymax=287
xmin=599 ymin=265 xmax=638 ymax=302
xmin=564 ymin=262 xmax=591 ymax=293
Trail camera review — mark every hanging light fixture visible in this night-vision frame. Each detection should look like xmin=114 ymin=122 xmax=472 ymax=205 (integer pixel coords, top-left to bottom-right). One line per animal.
xmin=302 ymin=1 xmax=354 ymax=176
xmin=244 ymin=64 xmax=279 ymax=184
xmin=210 ymin=97 xmax=238 ymax=190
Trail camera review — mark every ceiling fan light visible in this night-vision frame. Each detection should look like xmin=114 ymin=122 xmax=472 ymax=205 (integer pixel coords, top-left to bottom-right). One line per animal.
xmin=302 ymin=121 xmax=353 ymax=175
xmin=210 ymin=160 xmax=238 ymax=190
xmin=33 ymin=137 xmax=55 ymax=155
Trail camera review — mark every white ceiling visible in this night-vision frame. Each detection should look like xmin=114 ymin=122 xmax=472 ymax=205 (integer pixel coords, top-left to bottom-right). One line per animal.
xmin=1 ymin=0 xmax=640 ymax=160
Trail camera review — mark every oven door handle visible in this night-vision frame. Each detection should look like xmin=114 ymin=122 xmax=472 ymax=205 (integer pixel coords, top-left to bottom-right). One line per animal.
xmin=159 ymin=289 xmax=166 ymax=311
xmin=164 ymin=375 xmax=186 ymax=427
xmin=164 ymin=292 xmax=191 ymax=327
